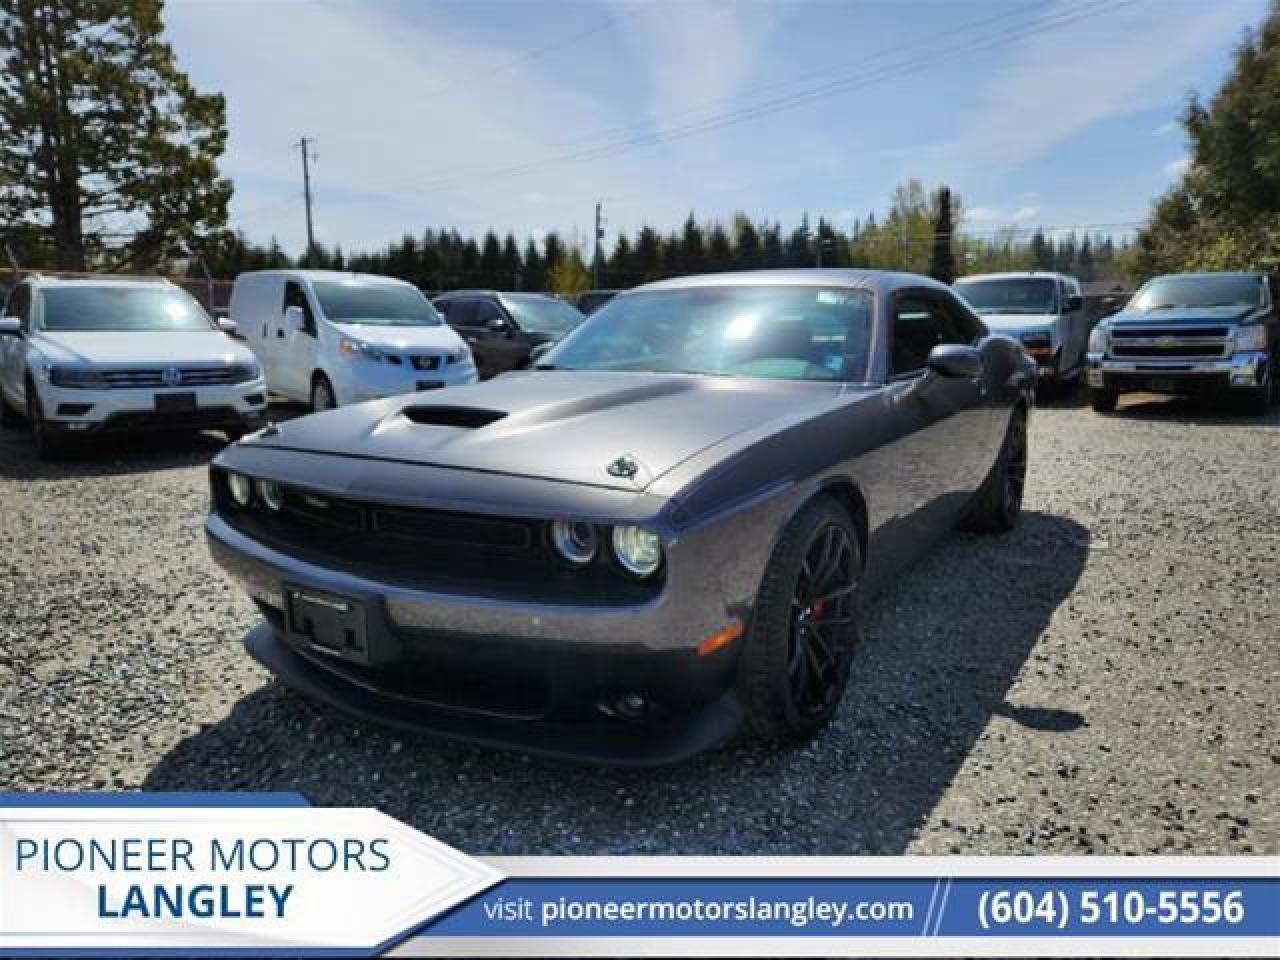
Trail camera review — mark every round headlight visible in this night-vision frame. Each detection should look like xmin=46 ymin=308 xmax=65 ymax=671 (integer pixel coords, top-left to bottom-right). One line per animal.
xmin=226 ymin=472 xmax=253 ymax=507
xmin=258 ymin=480 xmax=284 ymax=512
xmin=611 ymin=525 xmax=663 ymax=578
xmin=550 ymin=520 xmax=599 ymax=566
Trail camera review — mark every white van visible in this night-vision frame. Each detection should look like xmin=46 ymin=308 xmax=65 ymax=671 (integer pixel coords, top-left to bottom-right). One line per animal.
xmin=229 ymin=270 xmax=477 ymax=409
xmin=953 ymin=271 xmax=1089 ymax=391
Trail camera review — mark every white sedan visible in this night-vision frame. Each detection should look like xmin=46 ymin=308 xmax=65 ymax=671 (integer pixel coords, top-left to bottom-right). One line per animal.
xmin=0 ymin=276 xmax=268 ymax=459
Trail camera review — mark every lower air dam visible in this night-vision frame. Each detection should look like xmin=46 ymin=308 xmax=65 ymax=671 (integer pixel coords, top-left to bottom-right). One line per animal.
xmin=97 ymin=882 xmax=294 ymax=919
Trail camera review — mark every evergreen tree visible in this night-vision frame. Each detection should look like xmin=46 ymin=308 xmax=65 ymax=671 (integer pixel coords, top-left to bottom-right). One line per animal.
xmin=678 ymin=212 xmax=705 ymax=275
xmin=0 ymin=0 xmax=231 ymax=270
xmin=633 ymin=226 xmax=663 ymax=281
xmin=928 ymin=186 xmax=957 ymax=283
xmin=706 ymin=222 xmax=733 ymax=272
xmin=521 ymin=236 xmax=545 ymax=291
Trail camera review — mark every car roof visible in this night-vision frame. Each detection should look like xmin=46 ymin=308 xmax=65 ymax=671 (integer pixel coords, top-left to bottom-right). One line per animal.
xmin=1152 ymin=270 xmax=1265 ymax=280
xmin=631 ymin=268 xmax=948 ymax=296
xmin=25 ymin=275 xmax=176 ymax=290
xmin=434 ymin=290 xmax=558 ymax=299
xmin=955 ymin=271 xmax=1075 ymax=282
xmin=240 ymin=269 xmax=412 ymax=286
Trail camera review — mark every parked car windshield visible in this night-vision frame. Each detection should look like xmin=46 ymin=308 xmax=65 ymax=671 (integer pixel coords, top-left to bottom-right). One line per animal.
xmin=544 ymin=285 xmax=874 ymax=382
xmin=39 ymin=286 xmax=215 ymax=332
xmin=954 ymin=277 xmax=1058 ymax=315
xmin=1131 ymin=274 xmax=1263 ymax=311
xmin=500 ymin=294 xmax=584 ymax=335
xmin=311 ymin=280 xmax=443 ymax=326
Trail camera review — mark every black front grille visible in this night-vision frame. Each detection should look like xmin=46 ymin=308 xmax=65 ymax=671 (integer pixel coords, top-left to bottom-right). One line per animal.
xmin=103 ymin=407 xmax=240 ymax=431
xmin=102 ymin=367 xmax=240 ymax=388
xmin=215 ymin=475 xmax=660 ymax=604
xmin=1112 ymin=344 xmax=1227 ymax=358
xmin=1110 ymin=326 xmax=1228 ymax=339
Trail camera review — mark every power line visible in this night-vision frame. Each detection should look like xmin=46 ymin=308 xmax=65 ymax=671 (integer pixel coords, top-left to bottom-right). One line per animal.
xmin=378 ymin=0 xmax=1133 ymax=198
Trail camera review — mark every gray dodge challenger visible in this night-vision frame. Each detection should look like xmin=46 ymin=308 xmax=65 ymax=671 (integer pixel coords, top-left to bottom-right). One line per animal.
xmin=206 ymin=269 xmax=1035 ymax=765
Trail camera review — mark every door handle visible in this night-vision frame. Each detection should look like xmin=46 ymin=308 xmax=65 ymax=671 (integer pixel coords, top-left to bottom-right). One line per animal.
xmin=276 ymin=330 xmax=285 ymax=339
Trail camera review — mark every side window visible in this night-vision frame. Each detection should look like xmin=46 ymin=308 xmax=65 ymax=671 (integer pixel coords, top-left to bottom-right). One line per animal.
xmin=890 ymin=293 xmax=969 ymax=376
xmin=445 ymin=298 xmax=478 ymax=327
xmin=282 ymin=281 xmax=316 ymax=336
xmin=476 ymin=299 xmax=508 ymax=329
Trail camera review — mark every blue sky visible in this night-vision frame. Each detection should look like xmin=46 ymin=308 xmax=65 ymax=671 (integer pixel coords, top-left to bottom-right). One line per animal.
xmin=163 ymin=0 xmax=1269 ymax=257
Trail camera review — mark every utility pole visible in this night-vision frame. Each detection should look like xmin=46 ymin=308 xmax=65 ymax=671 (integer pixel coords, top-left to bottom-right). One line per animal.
xmin=815 ymin=216 xmax=824 ymax=268
xmin=294 ymin=137 xmax=316 ymax=265
xmin=592 ymin=201 xmax=605 ymax=288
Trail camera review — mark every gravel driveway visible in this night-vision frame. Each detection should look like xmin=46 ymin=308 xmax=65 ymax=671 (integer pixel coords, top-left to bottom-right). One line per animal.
xmin=1 ymin=395 xmax=1275 ymax=855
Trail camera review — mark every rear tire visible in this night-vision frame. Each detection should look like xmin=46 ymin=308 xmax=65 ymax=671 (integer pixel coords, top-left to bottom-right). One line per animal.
xmin=966 ymin=407 xmax=1027 ymax=534
xmin=736 ymin=498 xmax=861 ymax=746
xmin=310 ymin=373 xmax=336 ymax=412
xmin=1089 ymin=387 xmax=1118 ymax=413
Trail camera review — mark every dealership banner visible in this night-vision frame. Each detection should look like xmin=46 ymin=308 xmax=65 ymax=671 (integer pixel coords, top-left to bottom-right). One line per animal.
xmin=1 ymin=794 xmax=1275 ymax=957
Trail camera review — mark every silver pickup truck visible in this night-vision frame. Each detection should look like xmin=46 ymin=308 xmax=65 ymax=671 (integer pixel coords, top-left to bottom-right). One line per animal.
xmin=1086 ymin=271 xmax=1278 ymax=415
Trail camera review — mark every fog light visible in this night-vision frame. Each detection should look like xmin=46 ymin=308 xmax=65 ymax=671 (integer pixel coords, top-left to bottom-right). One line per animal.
xmin=227 ymin=472 xmax=253 ymax=507
xmin=616 ymin=694 xmax=647 ymax=720
xmin=550 ymin=520 xmax=599 ymax=566
xmin=611 ymin=525 xmax=662 ymax=577
xmin=258 ymin=480 xmax=284 ymax=512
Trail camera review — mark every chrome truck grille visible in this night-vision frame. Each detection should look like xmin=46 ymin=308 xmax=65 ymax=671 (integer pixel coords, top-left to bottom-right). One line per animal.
xmin=1108 ymin=326 xmax=1231 ymax=360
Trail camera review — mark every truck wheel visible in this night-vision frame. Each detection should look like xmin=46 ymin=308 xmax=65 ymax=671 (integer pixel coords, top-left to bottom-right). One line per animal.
xmin=310 ymin=374 xmax=336 ymax=412
xmin=1089 ymin=387 xmax=1118 ymax=413
xmin=736 ymin=498 xmax=861 ymax=746
xmin=26 ymin=385 xmax=65 ymax=460
xmin=965 ymin=407 xmax=1027 ymax=534
xmin=1242 ymin=359 xmax=1275 ymax=416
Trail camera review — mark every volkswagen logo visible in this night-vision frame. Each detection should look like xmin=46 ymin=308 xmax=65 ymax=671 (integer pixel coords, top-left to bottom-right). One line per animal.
xmin=161 ymin=367 xmax=183 ymax=387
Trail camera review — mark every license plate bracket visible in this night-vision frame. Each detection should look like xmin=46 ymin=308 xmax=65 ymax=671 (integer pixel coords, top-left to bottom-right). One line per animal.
xmin=416 ymin=380 xmax=444 ymax=391
xmin=284 ymin=585 xmax=372 ymax=664
xmin=154 ymin=391 xmax=197 ymax=412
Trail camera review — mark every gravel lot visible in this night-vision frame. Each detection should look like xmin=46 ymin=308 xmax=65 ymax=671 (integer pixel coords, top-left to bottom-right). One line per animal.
xmin=1 ymin=394 xmax=1275 ymax=855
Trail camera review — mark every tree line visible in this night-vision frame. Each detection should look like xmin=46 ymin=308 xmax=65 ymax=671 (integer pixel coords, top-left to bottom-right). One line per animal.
xmin=195 ymin=183 xmax=1132 ymax=298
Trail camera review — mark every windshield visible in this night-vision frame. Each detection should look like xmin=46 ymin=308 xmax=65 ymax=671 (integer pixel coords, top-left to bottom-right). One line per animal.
xmin=544 ymin=286 xmax=874 ymax=382
xmin=954 ymin=277 xmax=1058 ymax=315
xmin=311 ymin=280 xmax=442 ymax=326
xmin=40 ymin=286 xmax=214 ymax=332
xmin=1132 ymin=275 xmax=1263 ymax=311
xmin=500 ymin=294 xmax=583 ymax=335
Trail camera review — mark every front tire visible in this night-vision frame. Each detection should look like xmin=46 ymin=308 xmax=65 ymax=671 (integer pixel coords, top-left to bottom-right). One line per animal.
xmin=966 ymin=407 xmax=1027 ymax=534
xmin=1242 ymin=356 xmax=1276 ymax=416
xmin=26 ymin=383 xmax=65 ymax=460
xmin=1089 ymin=387 xmax=1118 ymax=413
xmin=0 ymin=390 xmax=20 ymax=428
xmin=310 ymin=373 xmax=336 ymax=412
xmin=736 ymin=498 xmax=862 ymax=746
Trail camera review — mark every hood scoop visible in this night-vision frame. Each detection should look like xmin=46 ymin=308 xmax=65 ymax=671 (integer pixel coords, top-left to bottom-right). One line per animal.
xmin=402 ymin=405 xmax=507 ymax=429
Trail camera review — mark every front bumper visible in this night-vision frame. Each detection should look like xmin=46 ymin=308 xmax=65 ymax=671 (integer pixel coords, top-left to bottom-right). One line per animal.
xmin=37 ymin=379 xmax=268 ymax=433
xmin=334 ymin=359 xmax=478 ymax=405
xmin=1086 ymin=351 xmax=1268 ymax=393
xmin=205 ymin=514 xmax=747 ymax=764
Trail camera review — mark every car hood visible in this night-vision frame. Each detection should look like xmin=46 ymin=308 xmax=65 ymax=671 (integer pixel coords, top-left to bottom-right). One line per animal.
xmin=245 ymin=371 xmax=849 ymax=491
xmin=1108 ymin=305 xmax=1258 ymax=326
xmin=34 ymin=330 xmax=254 ymax=366
xmin=332 ymin=322 xmax=465 ymax=351
xmin=978 ymin=313 xmax=1059 ymax=336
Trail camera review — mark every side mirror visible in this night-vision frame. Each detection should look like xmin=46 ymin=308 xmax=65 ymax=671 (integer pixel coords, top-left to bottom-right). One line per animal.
xmin=1063 ymin=294 xmax=1083 ymax=312
xmin=927 ymin=343 xmax=984 ymax=379
xmin=216 ymin=317 xmax=237 ymax=335
xmin=283 ymin=305 xmax=306 ymax=332
xmin=0 ymin=317 xmax=20 ymax=336
xmin=485 ymin=316 xmax=510 ymax=334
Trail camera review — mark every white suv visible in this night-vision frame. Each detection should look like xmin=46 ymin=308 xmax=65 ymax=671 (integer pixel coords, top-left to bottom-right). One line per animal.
xmin=0 ymin=276 xmax=268 ymax=459
xmin=229 ymin=270 xmax=477 ymax=410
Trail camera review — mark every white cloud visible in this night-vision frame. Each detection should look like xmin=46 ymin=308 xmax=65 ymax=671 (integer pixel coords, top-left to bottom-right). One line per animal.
xmin=1164 ymin=156 xmax=1191 ymax=178
xmin=966 ymin=206 xmax=1000 ymax=223
xmin=1154 ymin=118 xmax=1181 ymax=136
xmin=1012 ymin=205 xmax=1040 ymax=222
xmin=943 ymin=0 xmax=1261 ymax=173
